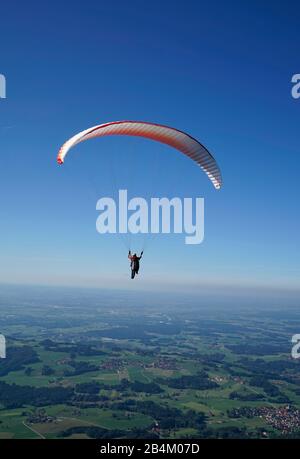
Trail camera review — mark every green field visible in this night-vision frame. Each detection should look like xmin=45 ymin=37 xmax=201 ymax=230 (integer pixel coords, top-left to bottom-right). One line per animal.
xmin=0 ymin=285 xmax=300 ymax=438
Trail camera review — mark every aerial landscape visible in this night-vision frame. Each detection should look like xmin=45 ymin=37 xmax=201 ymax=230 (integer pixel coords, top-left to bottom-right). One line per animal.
xmin=1 ymin=1 xmax=300 ymax=449
xmin=1 ymin=284 xmax=299 ymax=439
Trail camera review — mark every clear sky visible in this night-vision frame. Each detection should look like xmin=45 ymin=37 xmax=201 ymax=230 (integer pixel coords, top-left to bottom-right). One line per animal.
xmin=0 ymin=0 xmax=299 ymax=294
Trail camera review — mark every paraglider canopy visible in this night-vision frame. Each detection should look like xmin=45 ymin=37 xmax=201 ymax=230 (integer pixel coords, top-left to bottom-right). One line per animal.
xmin=57 ymin=120 xmax=222 ymax=190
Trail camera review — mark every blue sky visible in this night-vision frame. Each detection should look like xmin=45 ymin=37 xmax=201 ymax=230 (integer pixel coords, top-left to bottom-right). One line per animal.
xmin=0 ymin=0 xmax=299 ymax=293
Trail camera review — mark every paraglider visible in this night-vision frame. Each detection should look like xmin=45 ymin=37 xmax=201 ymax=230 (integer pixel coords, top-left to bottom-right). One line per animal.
xmin=128 ymin=250 xmax=143 ymax=279
xmin=57 ymin=120 xmax=222 ymax=190
xmin=57 ymin=120 xmax=222 ymax=279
